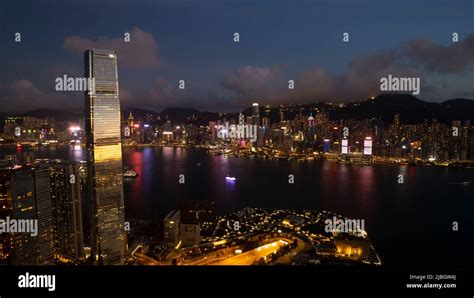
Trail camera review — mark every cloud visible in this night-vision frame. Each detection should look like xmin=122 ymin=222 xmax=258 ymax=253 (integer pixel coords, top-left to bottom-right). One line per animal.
xmin=145 ymin=77 xmax=222 ymax=110
xmin=0 ymin=80 xmax=77 ymax=113
xmin=63 ymin=27 xmax=161 ymax=69
xmin=221 ymin=35 xmax=474 ymax=104
xmin=3 ymin=33 xmax=473 ymax=114
xmin=222 ymin=66 xmax=286 ymax=99
xmin=118 ymin=77 xmax=240 ymax=112
xmin=406 ymin=35 xmax=474 ymax=73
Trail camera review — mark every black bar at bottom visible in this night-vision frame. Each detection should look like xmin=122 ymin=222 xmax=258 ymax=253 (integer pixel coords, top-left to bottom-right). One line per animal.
xmin=0 ymin=265 xmax=472 ymax=297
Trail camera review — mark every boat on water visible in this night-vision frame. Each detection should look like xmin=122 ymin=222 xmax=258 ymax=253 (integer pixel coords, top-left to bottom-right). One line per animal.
xmin=123 ymin=169 xmax=139 ymax=178
xmin=225 ymin=176 xmax=236 ymax=182
xmin=449 ymin=181 xmax=471 ymax=186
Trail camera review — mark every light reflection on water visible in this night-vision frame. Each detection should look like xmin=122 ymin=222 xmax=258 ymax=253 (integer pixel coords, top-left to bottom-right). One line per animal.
xmin=0 ymin=145 xmax=472 ymax=266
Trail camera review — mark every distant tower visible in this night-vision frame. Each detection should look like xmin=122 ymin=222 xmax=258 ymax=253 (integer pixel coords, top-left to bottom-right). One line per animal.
xmin=394 ymin=113 xmax=400 ymax=128
xmin=307 ymin=114 xmax=315 ymax=145
xmin=307 ymin=114 xmax=315 ymax=127
xmin=279 ymin=109 xmax=285 ymax=123
xmin=127 ymin=112 xmax=134 ymax=128
xmin=127 ymin=112 xmax=135 ymax=138
xmin=239 ymin=113 xmax=245 ymax=126
xmin=252 ymin=103 xmax=260 ymax=126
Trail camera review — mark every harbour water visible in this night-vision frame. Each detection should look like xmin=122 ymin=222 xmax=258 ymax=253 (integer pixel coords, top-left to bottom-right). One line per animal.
xmin=1 ymin=145 xmax=473 ymax=267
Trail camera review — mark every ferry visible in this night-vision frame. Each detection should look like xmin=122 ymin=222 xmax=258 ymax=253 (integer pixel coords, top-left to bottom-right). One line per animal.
xmin=449 ymin=181 xmax=471 ymax=186
xmin=434 ymin=161 xmax=449 ymax=167
xmin=225 ymin=176 xmax=236 ymax=182
xmin=124 ymin=169 xmax=139 ymax=178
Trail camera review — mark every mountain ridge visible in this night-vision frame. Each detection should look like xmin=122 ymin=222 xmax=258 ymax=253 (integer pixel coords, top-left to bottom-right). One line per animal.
xmin=1 ymin=95 xmax=473 ymax=131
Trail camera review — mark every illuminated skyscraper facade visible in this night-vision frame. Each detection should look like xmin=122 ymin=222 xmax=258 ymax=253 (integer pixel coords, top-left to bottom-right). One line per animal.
xmin=252 ymin=103 xmax=260 ymax=127
xmin=85 ymin=49 xmax=126 ymax=265
xmin=38 ymin=161 xmax=84 ymax=262
xmin=10 ymin=167 xmax=55 ymax=265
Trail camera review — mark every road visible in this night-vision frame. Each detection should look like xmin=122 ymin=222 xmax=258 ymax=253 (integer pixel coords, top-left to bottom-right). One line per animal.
xmin=132 ymin=237 xmax=300 ymax=266
xmin=134 ymin=253 xmax=163 ymax=265
xmin=274 ymin=237 xmax=309 ymax=264
xmin=209 ymin=239 xmax=289 ymax=265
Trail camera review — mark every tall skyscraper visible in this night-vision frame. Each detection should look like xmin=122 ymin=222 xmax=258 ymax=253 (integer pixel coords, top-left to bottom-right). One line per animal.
xmin=0 ymin=168 xmax=13 ymax=264
xmin=307 ymin=114 xmax=315 ymax=145
xmin=252 ymin=103 xmax=260 ymax=126
xmin=38 ymin=161 xmax=84 ymax=263
xmin=85 ymin=49 xmax=126 ymax=265
xmin=10 ymin=166 xmax=55 ymax=265
xmin=239 ymin=113 xmax=245 ymax=126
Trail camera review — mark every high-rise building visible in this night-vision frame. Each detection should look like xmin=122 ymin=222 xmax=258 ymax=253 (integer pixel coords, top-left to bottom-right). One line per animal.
xmin=180 ymin=222 xmax=201 ymax=247
xmin=341 ymin=138 xmax=349 ymax=155
xmin=33 ymin=167 xmax=55 ymax=265
xmin=3 ymin=117 xmax=21 ymax=139
xmin=363 ymin=137 xmax=373 ymax=156
xmin=163 ymin=210 xmax=181 ymax=248
xmin=10 ymin=168 xmax=37 ymax=265
xmin=85 ymin=49 xmax=126 ymax=265
xmin=239 ymin=113 xmax=245 ymax=126
xmin=127 ymin=112 xmax=134 ymax=128
xmin=468 ymin=125 xmax=474 ymax=160
xmin=39 ymin=161 xmax=84 ymax=262
xmin=0 ymin=168 xmax=13 ymax=264
xmin=10 ymin=166 xmax=55 ymax=265
xmin=126 ymin=112 xmax=134 ymax=139
xmin=252 ymin=103 xmax=260 ymax=126
xmin=306 ymin=114 xmax=316 ymax=146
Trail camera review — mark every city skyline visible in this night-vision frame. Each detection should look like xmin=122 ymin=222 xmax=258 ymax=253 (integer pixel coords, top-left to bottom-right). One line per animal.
xmin=1 ymin=1 xmax=473 ymax=296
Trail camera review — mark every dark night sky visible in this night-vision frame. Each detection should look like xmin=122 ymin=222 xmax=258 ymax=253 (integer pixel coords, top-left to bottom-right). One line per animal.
xmin=0 ymin=0 xmax=473 ymax=113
